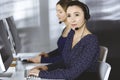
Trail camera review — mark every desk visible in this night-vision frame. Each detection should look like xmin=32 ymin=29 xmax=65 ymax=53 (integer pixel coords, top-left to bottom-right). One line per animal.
xmin=0 ymin=66 xmax=15 ymax=77
xmin=13 ymin=52 xmax=40 ymax=59
xmin=0 ymin=53 xmax=64 ymax=80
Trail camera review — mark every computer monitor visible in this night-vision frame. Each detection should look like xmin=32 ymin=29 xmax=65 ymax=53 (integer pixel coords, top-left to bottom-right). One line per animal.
xmin=0 ymin=20 xmax=12 ymax=53
xmin=0 ymin=27 xmax=13 ymax=73
xmin=6 ymin=16 xmax=21 ymax=53
xmin=0 ymin=19 xmax=16 ymax=55
xmin=0 ymin=39 xmax=5 ymax=72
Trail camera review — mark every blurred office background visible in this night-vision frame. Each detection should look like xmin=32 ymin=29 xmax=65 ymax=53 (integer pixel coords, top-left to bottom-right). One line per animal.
xmin=0 ymin=0 xmax=120 ymax=79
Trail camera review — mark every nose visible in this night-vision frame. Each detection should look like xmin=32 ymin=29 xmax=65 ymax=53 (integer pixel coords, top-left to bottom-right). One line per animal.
xmin=71 ymin=17 xmax=75 ymax=23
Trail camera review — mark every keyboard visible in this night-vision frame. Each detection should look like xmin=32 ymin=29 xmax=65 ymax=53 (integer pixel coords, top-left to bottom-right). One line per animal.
xmin=26 ymin=76 xmax=41 ymax=80
xmin=24 ymin=69 xmax=29 ymax=77
xmin=25 ymin=70 xmax=41 ymax=80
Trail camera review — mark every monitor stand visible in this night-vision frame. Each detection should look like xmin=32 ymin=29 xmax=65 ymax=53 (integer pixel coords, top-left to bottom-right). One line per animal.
xmin=0 ymin=66 xmax=15 ymax=77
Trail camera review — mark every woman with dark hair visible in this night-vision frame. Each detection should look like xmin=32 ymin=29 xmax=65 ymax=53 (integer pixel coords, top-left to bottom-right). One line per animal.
xmin=28 ymin=1 xmax=100 ymax=80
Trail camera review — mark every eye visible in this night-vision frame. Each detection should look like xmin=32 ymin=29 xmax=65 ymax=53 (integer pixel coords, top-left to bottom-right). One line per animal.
xmin=75 ymin=13 xmax=79 ymax=16
xmin=58 ymin=11 xmax=61 ymax=14
xmin=59 ymin=11 xmax=62 ymax=13
xmin=57 ymin=10 xmax=62 ymax=14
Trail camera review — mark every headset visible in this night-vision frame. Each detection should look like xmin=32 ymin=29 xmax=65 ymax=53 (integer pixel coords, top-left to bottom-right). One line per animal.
xmin=65 ymin=1 xmax=91 ymax=30
xmin=82 ymin=3 xmax=90 ymax=20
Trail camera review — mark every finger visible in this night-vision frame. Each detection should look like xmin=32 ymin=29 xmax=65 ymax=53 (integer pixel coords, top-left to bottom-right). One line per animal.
xmin=28 ymin=72 xmax=37 ymax=77
xmin=28 ymin=69 xmax=39 ymax=77
xmin=32 ymin=66 xmax=39 ymax=70
xmin=39 ymin=52 xmax=46 ymax=56
xmin=39 ymin=52 xmax=44 ymax=55
xmin=33 ymin=66 xmax=43 ymax=70
xmin=27 ymin=58 xmax=33 ymax=62
xmin=28 ymin=69 xmax=36 ymax=74
xmin=38 ymin=54 xmax=42 ymax=56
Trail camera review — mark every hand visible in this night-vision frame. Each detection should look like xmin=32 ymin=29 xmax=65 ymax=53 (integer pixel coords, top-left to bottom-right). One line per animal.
xmin=32 ymin=65 xmax=48 ymax=71
xmin=28 ymin=68 xmax=40 ymax=77
xmin=39 ymin=52 xmax=49 ymax=57
xmin=27 ymin=56 xmax=41 ymax=63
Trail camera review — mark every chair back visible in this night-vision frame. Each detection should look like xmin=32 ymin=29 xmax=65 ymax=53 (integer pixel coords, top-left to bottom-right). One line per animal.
xmin=99 ymin=46 xmax=108 ymax=62
xmin=99 ymin=62 xmax=111 ymax=80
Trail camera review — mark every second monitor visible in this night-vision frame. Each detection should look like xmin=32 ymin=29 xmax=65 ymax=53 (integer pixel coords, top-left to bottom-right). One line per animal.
xmin=0 ymin=20 xmax=13 ymax=73
xmin=6 ymin=16 xmax=22 ymax=54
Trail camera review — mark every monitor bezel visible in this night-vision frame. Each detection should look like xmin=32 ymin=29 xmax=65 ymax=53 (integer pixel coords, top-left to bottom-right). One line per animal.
xmin=0 ymin=20 xmax=13 ymax=72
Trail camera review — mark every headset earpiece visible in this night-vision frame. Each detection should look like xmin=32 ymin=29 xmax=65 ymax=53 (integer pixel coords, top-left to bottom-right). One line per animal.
xmin=84 ymin=4 xmax=90 ymax=20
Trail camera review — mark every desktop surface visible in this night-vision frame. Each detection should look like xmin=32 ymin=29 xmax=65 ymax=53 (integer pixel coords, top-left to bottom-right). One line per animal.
xmin=0 ymin=53 xmax=64 ymax=80
xmin=0 ymin=67 xmax=15 ymax=77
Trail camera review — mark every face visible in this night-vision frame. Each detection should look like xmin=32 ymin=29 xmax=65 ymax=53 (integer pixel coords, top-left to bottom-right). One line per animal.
xmin=67 ymin=5 xmax=85 ymax=30
xmin=56 ymin=4 xmax=67 ymax=22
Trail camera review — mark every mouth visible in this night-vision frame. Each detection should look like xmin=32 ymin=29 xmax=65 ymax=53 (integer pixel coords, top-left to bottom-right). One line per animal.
xmin=71 ymin=24 xmax=77 ymax=28
xmin=58 ymin=18 xmax=62 ymax=21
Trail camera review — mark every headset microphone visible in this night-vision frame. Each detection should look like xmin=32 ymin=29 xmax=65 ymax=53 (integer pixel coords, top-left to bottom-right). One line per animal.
xmin=75 ymin=21 xmax=86 ymax=30
xmin=75 ymin=27 xmax=79 ymax=30
xmin=59 ymin=21 xmax=62 ymax=24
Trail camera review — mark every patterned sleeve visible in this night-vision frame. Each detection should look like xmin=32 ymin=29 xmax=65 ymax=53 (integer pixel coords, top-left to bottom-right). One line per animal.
xmin=48 ymin=48 xmax=59 ymax=57
xmin=46 ymin=59 xmax=66 ymax=71
xmin=41 ymin=48 xmax=60 ymax=63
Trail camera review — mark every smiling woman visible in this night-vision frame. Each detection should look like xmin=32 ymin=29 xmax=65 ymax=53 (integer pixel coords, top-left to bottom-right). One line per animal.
xmin=28 ymin=1 xmax=100 ymax=80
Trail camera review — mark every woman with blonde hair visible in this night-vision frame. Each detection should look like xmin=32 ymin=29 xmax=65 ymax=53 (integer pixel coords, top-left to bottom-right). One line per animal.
xmin=26 ymin=0 xmax=73 ymax=64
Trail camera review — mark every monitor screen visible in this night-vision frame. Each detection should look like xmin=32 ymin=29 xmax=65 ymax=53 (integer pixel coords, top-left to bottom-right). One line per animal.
xmin=0 ymin=20 xmax=12 ymax=52
xmin=6 ymin=16 xmax=21 ymax=53
xmin=0 ymin=22 xmax=13 ymax=72
xmin=0 ymin=38 xmax=5 ymax=72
